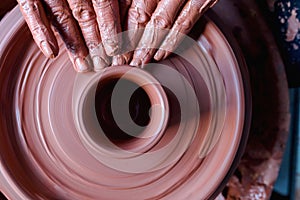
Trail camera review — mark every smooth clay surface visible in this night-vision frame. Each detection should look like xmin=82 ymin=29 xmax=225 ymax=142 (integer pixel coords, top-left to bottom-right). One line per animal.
xmin=0 ymin=6 xmax=247 ymax=200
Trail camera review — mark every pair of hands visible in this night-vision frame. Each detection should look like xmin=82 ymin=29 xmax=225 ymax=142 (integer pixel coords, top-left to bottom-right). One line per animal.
xmin=18 ymin=0 xmax=218 ymax=72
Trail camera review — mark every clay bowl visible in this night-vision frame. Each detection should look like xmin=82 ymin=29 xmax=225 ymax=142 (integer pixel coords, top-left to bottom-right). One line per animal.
xmin=0 ymin=6 xmax=250 ymax=200
xmin=74 ymin=65 xmax=169 ymax=155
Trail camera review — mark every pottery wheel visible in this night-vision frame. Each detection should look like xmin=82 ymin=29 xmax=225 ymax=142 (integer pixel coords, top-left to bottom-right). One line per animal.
xmin=0 ymin=6 xmax=250 ymax=200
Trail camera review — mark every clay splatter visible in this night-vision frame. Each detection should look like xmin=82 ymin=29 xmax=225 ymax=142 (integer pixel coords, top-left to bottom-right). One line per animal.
xmin=275 ymin=0 xmax=300 ymax=64
xmin=286 ymin=9 xmax=300 ymax=42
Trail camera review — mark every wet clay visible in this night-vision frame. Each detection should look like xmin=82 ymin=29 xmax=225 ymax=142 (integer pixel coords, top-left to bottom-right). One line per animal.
xmin=286 ymin=9 xmax=300 ymax=42
xmin=0 ymin=6 xmax=248 ymax=200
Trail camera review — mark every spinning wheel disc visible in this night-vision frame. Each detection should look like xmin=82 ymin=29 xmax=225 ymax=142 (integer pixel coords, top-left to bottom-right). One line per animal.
xmin=0 ymin=6 xmax=251 ymax=199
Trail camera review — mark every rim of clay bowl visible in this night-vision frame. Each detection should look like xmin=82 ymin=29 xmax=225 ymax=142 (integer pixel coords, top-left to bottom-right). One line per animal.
xmin=73 ymin=65 xmax=170 ymax=154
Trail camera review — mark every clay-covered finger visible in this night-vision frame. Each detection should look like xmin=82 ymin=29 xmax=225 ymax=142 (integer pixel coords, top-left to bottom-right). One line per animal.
xmin=154 ymin=0 xmax=218 ymax=60
xmin=121 ymin=0 xmax=158 ymax=63
xmin=111 ymin=0 xmax=133 ymax=66
xmin=67 ymin=0 xmax=110 ymax=71
xmin=130 ymin=0 xmax=185 ymax=66
xmin=92 ymin=0 xmax=122 ymax=56
xmin=17 ymin=0 xmax=58 ymax=58
xmin=43 ymin=0 xmax=91 ymax=72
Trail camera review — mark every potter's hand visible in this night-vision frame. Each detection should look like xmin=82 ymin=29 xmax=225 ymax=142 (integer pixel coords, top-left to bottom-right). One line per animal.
xmin=122 ymin=0 xmax=218 ymax=67
xmin=17 ymin=0 xmax=125 ymax=72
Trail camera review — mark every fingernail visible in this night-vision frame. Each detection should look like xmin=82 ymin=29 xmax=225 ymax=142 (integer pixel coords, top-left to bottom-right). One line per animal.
xmin=130 ymin=58 xmax=141 ymax=67
xmin=40 ymin=41 xmax=55 ymax=58
xmin=112 ymin=55 xmax=125 ymax=66
xmin=154 ymin=50 xmax=165 ymax=61
xmin=74 ymin=57 xmax=91 ymax=72
xmin=93 ymin=56 xmax=108 ymax=71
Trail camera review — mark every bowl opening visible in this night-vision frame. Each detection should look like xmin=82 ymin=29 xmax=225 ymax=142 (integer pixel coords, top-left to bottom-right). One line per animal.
xmin=95 ymin=77 xmax=152 ymax=145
